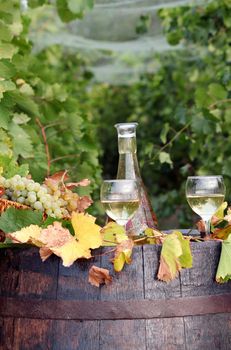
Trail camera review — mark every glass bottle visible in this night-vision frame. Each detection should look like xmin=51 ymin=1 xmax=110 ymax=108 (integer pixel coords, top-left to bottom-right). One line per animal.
xmin=115 ymin=122 xmax=158 ymax=237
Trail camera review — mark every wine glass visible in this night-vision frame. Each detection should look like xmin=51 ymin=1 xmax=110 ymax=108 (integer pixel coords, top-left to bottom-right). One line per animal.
xmin=100 ymin=179 xmax=140 ymax=227
xmin=186 ymin=176 xmax=225 ymax=237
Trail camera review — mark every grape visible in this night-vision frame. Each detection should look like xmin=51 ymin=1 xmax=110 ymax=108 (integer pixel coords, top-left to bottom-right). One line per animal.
xmin=17 ymin=196 xmax=25 ymax=204
xmin=33 ymin=183 xmax=41 ymax=192
xmin=44 ymin=201 xmax=52 ymax=210
xmin=54 ymin=208 xmax=62 ymax=218
xmin=0 ymin=173 xmax=87 ymax=219
xmin=34 ymin=201 xmax=43 ymax=211
xmin=21 ymin=190 xmax=28 ymax=197
xmin=26 ymin=182 xmax=36 ymax=192
xmin=28 ymin=193 xmax=37 ymax=203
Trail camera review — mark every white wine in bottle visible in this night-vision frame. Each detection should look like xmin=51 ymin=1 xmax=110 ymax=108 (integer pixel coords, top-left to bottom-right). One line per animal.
xmin=115 ymin=123 xmax=158 ymax=236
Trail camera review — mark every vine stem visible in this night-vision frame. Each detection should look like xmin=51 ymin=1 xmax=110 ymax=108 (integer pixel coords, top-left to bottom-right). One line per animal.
xmin=146 ymin=121 xmax=191 ymax=164
xmin=209 ymin=98 xmax=231 ymax=109
xmin=36 ymin=118 xmax=51 ymax=177
xmin=50 ymin=154 xmax=78 ymax=164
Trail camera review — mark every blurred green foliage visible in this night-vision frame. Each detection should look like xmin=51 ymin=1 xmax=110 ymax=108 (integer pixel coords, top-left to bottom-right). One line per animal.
xmin=0 ymin=0 xmax=230 ymax=227
xmin=92 ymin=0 xmax=231 ymax=227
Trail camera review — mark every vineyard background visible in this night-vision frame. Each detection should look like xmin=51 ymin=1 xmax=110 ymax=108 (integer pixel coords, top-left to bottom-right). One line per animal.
xmin=0 ymin=0 xmax=230 ymax=227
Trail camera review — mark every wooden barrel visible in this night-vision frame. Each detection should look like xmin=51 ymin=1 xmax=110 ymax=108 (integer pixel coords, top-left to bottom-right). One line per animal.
xmin=0 ymin=239 xmax=231 ymax=350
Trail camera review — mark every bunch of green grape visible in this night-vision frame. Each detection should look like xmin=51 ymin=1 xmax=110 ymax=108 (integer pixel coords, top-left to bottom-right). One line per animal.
xmin=0 ymin=174 xmax=79 ymax=219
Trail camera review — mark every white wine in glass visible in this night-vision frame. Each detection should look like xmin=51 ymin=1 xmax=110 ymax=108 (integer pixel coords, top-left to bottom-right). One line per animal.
xmin=100 ymin=180 xmax=140 ymax=227
xmin=186 ymin=176 xmax=225 ymax=237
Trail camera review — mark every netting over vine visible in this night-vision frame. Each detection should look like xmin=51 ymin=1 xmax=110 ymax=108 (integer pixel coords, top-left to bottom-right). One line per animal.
xmin=28 ymin=0 xmax=208 ymax=84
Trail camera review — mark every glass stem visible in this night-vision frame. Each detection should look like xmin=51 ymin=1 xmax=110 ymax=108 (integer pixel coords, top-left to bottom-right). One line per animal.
xmin=203 ymin=219 xmax=211 ymax=238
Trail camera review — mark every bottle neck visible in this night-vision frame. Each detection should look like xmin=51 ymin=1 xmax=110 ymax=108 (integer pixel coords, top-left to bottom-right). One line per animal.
xmin=117 ymin=136 xmax=141 ymax=179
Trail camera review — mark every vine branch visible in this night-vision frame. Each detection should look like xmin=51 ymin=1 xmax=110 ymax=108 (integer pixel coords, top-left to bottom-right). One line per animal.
xmin=36 ymin=118 xmax=51 ymax=177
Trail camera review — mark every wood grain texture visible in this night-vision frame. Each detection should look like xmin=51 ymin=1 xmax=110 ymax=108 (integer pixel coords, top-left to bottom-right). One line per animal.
xmin=184 ymin=313 xmax=231 ymax=350
xmin=143 ymin=244 xmax=181 ymax=299
xmin=100 ymin=246 xmax=146 ymax=349
xmin=100 ymin=246 xmax=144 ymax=301
xmin=180 ymin=241 xmax=231 ymax=297
xmin=13 ymin=318 xmax=53 ymax=350
xmin=100 ymin=320 xmax=146 ymax=350
xmin=57 ymin=249 xmax=101 ymax=301
xmin=0 ymin=241 xmax=230 ymax=350
xmin=53 ymin=320 xmax=100 ymax=350
xmin=0 ymin=317 xmax=14 ymax=350
xmin=146 ymin=318 xmax=185 ymax=350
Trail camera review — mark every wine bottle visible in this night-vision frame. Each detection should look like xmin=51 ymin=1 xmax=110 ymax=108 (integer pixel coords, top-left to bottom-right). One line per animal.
xmin=115 ymin=122 xmax=158 ymax=236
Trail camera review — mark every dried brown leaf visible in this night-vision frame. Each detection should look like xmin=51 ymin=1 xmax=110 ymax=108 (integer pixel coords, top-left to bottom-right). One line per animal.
xmin=76 ymin=195 xmax=93 ymax=212
xmin=88 ymin=265 xmax=112 ymax=287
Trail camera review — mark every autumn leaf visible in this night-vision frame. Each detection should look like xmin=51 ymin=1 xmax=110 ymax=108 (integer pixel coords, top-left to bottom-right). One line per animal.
xmin=71 ymin=212 xmax=102 ymax=249
xmin=157 ymin=233 xmax=182 ymax=282
xmin=88 ymin=265 xmax=112 ymax=287
xmin=101 ymin=222 xmax=128 ymax=246
xmin=175 ymin=231 xmax=193 ymax=268
xmin=65 ymin=178 xmax=91 ymax=190
xmin=38 ymin=221 xmax=93 ymax=266
xmin=8 ymin=225 xmax=42 ymax=246
xmin=53 ymin=239 xmax=91 ymax=267
xmin=45 ymin=170 xmax=69 ymax=183
xmin=113 ymin=239 xmax=134 ymax=272
xmin=40 ymin=221 xmax=72 ymax=247
xmin=76 ymin=195 xmax=93 ymax=212
xmin=145 ymin=227 xmax=163 ymax=244
xmin=212 ymin=202 xmax=228 ymax=224
xmin=40 ymin=247 xmax=53 ymax=261
xmin=216 ymin=234 xmax=231 ymax=283
xmin=212 ymin=225 xmax=231 ymax=240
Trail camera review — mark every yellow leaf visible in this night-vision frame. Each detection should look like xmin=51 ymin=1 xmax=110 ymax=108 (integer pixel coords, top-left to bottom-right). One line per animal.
xmin=8 ymin=225 xmax=42 ymax=245
xmin=101 ymin=222 xmax=128 ymax=246
xmin=71 ymin=212 xmax=102 ymax=249
xmin=113 ymin=239 xmax=134 ymax=272
xmin=52 ymin=239 xmax=91 ymax=267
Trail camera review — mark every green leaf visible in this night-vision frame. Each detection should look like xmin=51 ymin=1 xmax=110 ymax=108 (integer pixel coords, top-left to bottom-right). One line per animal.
xmin=160 ymin=122 xmax=170 ymax=144
xmin=0 ymin=154 xmax=29 ymax=178
xmin=195 ymin=87 xmax=212 ymax=108
xmin=216 ymin=234 xmax=231 ymax=283
xmin=19 ymin=83 xmax=34 ymax=96
xmin=0 ymin=43 xmax=17 ymax=59
xmin=208 ymin=83 xmax=227 ymax=101
xmin=0 ymin=105 xmax=10 ymax=129
xmin=0 ymin=60 xmax=16 ymax=79
xmin=0 ymin=21 xmax=13 ymax=41
xmin=12 ymin=112 xmax=30 ymax=125
xmin=8 ymin=123 xmax=33 ymax=158
xmin=56 ymin=0 xmax=79 ymax=22
xmin=159 ymin=151 xmax=173 ymax=166
xmin=0 ymin=80 xmax=16 ymax=99
xmin=0 ymin=207 xmax=43 ymax=233
xmin=10 ymin=91 xmax=40 ymax=116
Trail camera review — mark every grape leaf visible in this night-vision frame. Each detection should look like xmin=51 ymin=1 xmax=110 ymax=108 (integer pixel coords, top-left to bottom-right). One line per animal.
xmin=71 ymin=212 xmax=102 ymax=249
xmin=8 ymin=225 xmax=42 ymax=245
xmin=76 ymin=195 xmax=93 ymax=212
xmin=8 ymin=123 xmax=33 ymax=158
xmin=101 ymin=222 xmax=128 ymax=246
xmin=216 ymin=234 xmax=231 ymax=283
xmin=0 ymin=207 xmax=43 ymax=233
xmin=0 ymin=155 xmax=29 ymax=178
xmin=157 ymin=232 xmax=182 ymax=282
xmin=88 ymin=265 xmax=112 ymax=287
xmin=175 ymin=231 xmax=193 ymax=268
xmin=113 ymin=239 xmax=134 ymax=272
